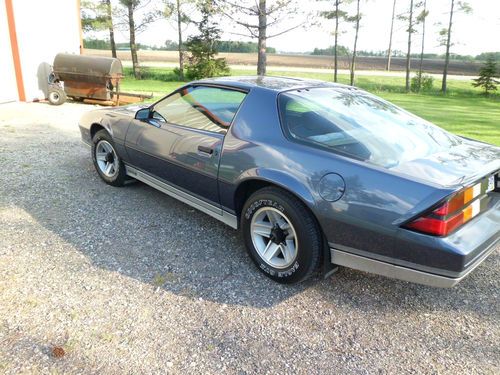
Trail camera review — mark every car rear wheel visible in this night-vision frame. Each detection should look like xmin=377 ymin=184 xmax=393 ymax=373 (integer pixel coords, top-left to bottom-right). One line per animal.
xmin=91 ymin=130 xmax=127 ymax=187
xmin=241 ymin=187 xmax=322 ymax=283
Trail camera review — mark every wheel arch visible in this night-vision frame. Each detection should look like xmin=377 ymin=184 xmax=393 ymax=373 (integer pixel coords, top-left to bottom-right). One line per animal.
xmin=90 ymin=121 xmax=113 ymax=140
xmin=233 ymin=170 xmax=316 ymax=222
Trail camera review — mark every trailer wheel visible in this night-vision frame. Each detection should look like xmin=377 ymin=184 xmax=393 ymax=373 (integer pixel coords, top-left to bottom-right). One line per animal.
xmin=48 ymin=87 xmax=67 ymax=106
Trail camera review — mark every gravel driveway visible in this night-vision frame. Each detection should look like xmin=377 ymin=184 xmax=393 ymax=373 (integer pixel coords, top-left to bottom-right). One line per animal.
xmin=0 ymin=102 xmax=498 ymax=374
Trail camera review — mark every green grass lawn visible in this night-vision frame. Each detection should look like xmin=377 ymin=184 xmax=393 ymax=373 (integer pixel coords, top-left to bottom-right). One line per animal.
xmin=120 ymin=67 xmax=500 ymax=145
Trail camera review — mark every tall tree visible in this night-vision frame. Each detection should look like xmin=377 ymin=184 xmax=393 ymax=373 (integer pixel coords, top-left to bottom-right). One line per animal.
xmin=415 ymin=0 xmax=428 ymax=92
xmin=81 ymin=0 xmax=106 ymax=32
xmin=104 ymin=0 xmax=117 ymax=58
xmin=404 ymin=0 xmax=414 ymax=92
xmin=117 ymin=0 xmax=160 ymax=79
xmin=318 ymin=0 xmax=349 ymax=82
xmin=218 ymin=0 xmax=307 ymax=75
xmin=349 ymin=0 xmax=361 ymax=86
xmin=441 ymin=0 xmax=472 ymax=93
xmin=81 ymin=0 xmax=116 ymax=57
xmin=385 ymin=0 xmax=397 ymax=71
xmin=163 ymin=0 xmax=194 ymax=80
xmin=185 ymin=0 xmax=229 ymax=79
xmin=398 ymin=0 xmax=423 ymax=92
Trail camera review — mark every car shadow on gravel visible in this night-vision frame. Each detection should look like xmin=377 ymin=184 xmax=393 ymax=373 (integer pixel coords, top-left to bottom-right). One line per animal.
xmin=2 ymin=134 xmax=498 ymax=313
xmin=313 ymin=256 xmax=499 ymax=319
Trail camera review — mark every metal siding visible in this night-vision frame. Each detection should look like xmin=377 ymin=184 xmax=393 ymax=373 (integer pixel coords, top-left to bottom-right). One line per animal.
xmin=12 ymin=0 xmax=81 ymax=101
xmin=0 ymin=0 xmax=19 ymax=103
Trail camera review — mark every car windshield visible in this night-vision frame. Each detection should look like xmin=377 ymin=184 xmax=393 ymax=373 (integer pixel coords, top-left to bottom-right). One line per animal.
xmin=279 ymin=87 xmax=462 ymax=168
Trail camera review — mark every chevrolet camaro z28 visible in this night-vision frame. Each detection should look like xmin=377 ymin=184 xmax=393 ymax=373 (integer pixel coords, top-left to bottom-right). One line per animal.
xmin=79 ymin=76 xmax=500 ymax=287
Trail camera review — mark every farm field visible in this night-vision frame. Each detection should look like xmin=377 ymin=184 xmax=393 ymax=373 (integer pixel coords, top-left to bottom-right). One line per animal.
xmin=85 ymin=49 xmax=483 ymax=75
xmin=119 ymin=67 xmax=500 ymax=146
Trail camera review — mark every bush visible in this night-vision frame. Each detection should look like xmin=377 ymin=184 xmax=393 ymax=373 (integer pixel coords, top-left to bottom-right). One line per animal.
xmin=411 ymin=72 xmax=434 ymax=92
xmin=185 ymin=58 xmax=229 ymax=80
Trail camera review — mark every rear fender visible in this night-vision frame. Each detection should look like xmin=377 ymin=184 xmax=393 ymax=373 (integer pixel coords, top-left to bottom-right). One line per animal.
xmin=237 ymin=167 xmax=316 ymax=210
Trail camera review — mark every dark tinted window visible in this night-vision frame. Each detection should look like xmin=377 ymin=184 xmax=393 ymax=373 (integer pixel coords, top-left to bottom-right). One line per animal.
xmin=279 ymin=87 xmax=461 ymax=167
xmin=153 ymin=86 xmax=246 ymax=133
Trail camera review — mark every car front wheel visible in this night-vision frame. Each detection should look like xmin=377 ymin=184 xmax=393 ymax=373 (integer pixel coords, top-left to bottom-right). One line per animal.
xmin=91 ymin=129 xmax=127 ymax=187
xmin=241 ymin=187 xmax=322 ymax=284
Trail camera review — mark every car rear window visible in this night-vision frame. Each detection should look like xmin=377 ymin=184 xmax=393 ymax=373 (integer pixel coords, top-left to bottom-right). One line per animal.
xmin=278 ymin=87 xmax=462 ymax=168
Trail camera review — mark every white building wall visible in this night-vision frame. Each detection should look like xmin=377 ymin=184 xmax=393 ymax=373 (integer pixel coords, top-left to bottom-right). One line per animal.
xmin=0 ymin=1 xmax=18 ymax=103
xmin=12 ymin=0 xmax=81 ymax=101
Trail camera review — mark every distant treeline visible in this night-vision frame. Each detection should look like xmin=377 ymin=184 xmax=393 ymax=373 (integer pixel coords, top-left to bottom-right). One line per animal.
xmin=83 ymin=38 xmax=276 ymax=54
xmin=311 ymin=45 xmax=500 ymax=62
xmin=83 ymin=39 xmax=142 ymax=50
xmin=83 ymin=38 xmax=498 ymax=62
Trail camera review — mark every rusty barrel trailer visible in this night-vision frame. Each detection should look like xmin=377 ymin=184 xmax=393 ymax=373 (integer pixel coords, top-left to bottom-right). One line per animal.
xmin=48 ymin=53 xmax=151 ymax=106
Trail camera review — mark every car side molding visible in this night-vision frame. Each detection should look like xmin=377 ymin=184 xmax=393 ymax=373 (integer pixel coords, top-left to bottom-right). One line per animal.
xmin=125 ymin=164 xmax=238 ymax=229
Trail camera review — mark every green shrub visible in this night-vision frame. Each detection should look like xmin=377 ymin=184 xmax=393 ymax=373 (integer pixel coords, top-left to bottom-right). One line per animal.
xmin=411 ymin=72 xmax=434 ymax=92
xmin=185 ymin=58 xmax=229 ymax=80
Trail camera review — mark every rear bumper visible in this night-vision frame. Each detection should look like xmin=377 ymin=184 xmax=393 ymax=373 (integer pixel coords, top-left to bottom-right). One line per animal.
xmin=331 ymin=236 xmax=498 ymax=287
xmin=330 ymin=192 xmax=500 ymax=287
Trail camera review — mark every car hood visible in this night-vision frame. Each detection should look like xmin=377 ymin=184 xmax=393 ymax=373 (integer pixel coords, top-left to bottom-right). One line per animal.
xmin=390 ymin=139 xmax=500 ymax=188
xmin=109 ymin=104 xmax=149 ymax=117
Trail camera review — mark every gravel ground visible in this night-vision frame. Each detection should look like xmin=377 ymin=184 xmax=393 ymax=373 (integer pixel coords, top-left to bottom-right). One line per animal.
xmin=0 ymin=102 xmax=499 ymax=374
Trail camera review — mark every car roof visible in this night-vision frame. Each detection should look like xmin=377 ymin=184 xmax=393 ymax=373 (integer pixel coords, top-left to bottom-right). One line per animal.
xmin=192 ymin=75 xmax=351 ymax=92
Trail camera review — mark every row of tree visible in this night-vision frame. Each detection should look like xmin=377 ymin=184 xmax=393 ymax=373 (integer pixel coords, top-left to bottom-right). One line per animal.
xmin=82 ymin=0 xmax=479 ymax=94
xmin=83 ymin=37 xmax=277 ymax=53
xmin=319 ymin=0 xmax=472 ymax=93
xmin=311 ymin=47 xmax=492 ymax=62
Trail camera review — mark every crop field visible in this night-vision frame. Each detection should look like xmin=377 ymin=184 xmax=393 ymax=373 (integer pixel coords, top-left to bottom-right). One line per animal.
xmin=117 ymin=66 xmax=500 ymax=146
xmin=85 ymin=49 xmax=482 ymax=75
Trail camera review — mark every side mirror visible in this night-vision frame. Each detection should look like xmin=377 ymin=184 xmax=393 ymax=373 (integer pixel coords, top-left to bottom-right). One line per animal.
xmin=135 ymin=107 xmax=151 ymax=120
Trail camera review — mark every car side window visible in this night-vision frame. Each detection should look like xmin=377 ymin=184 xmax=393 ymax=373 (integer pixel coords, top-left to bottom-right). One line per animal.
xmin=152 ymin=86 xmax=247 ymax=133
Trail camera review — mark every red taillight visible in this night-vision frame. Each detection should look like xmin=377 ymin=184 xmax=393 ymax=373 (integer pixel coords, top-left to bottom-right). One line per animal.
xmin=431 ymin=183 xmax=481 ymax=216
xmin=403 ymin=182 xmax=485 ymax=237
xmin=405 ymin=210 xmax=468 ymax=236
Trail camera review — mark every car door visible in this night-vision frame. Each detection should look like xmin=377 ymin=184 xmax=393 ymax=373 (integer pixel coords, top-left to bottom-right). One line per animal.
xmin=125 ymin=85 xmax=247 ymax=207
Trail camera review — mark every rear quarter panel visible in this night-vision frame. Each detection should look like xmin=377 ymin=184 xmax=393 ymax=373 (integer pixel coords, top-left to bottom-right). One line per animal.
xmin=219 ymin=87 xmax=454 ymax=262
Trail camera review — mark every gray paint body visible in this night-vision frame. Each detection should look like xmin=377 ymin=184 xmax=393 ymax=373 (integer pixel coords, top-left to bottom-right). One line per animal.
xmin=79 ymin=76 xmax=500 ymax=283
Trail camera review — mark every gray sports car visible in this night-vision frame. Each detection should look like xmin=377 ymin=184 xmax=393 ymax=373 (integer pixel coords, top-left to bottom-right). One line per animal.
xmin=79 ymin=76 xmax=500 ymax=287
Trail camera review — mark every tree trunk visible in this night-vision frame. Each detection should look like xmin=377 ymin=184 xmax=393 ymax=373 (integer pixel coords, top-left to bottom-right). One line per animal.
xmin=350 ymin=0 xmax=360 ymax=86
xmin=386 ymin=0 xmax=396 ymax=71
xmin=176 ymin=0 xmax=184 ymax=80
xmin=405 ymin=0 xmax=414 ymax=93
xmin=417 ymin=0 xmax=427 ymax=92
xmin=257 ymin=0 xmax=267 ymax=76
xmin=128 ymin=4 xmax=140 ymax=79
xmin=333 ymin=0 xmax=340 ymax=82
xmin=105 ymin=0 xmax=117 ymax=58
xmin=442 ymin=0 xmax=454 ymax=93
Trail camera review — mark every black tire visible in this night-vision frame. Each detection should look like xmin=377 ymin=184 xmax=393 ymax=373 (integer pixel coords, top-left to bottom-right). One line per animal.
xmin=47 ymin=87 xmax=66 ymax=106
xmin=91 ymin=130 xmax=127 ymax=187
xmin=241 ymin=187 xmax=322 ymax=284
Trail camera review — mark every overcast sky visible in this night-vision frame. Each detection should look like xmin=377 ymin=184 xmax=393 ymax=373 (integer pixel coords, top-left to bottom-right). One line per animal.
xmin=104 ymin=0 xmax=500 ymax=56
